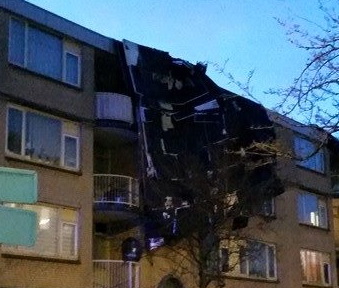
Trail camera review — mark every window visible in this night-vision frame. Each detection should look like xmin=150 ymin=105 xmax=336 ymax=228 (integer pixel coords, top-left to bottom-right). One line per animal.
xmin=2 ymin=204 xmax=78 ymax=260
xmin=239 ymin=241 xmax=276 ymax=279
xmin=6 ymin=106 xmax=80 ymax=170
xmin=9 ymin=18 xmax=81 ymax=86
xmin=62 ymin=135 xmax=79 ymax=169
xmin=63 ymin=41 xmax=81 ymax=86
xmin=219 ymin=248 xmax=230 ymax=272
xmin=206 ymin=248 xmax=220 ymax=273
xmin=294 ymin=136 xmax=325 ymax=173
xmin=64 ymin=52 xmax=80 ymax=85
xmin=221 ymin=240 xmax=277 ymax=280
xmin=259 ymin=198 xmax=275 ymax=217
xmin=300 ymin=249 xmax=331 ymax=286
xmin=298 ymin=192 xmax=328 ymax=229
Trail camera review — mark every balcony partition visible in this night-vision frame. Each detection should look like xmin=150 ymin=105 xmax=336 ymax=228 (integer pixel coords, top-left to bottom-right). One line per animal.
xmin=94 ymin=174 xmax=139 ymax=208
xmin=93 ymin=260 xmax=140 ymax=288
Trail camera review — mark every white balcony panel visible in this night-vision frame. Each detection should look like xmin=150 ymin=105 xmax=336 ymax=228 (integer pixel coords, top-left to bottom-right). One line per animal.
xmin=93 ymin=260 xmax=140 ymax=288
xmin=96 ymin=92 xmax=133 ymax=124
xmin=94 ymin=174 xmax=139 ymax=208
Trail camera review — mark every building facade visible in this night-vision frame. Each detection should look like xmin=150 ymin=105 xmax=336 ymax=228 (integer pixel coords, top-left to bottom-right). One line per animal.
xmin=0 ymin=1 xmax=337 ymax=288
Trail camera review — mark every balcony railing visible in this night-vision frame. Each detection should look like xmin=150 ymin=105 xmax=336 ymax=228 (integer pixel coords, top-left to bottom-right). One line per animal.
xmin=93 ymin=260 xmax=140 ymax=288
xmin=94 ymin=174 xmax=139 ymax=207
xmin=96 ymin=92 xmax=133 ymax=124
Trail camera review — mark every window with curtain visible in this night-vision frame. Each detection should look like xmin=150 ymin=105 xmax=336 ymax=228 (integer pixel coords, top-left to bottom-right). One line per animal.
xmin=9 ymin=18 xmax=81 ymax=86
xmin=6 ymin=106 xmax=80 ymax=170
xmin=300 ymin=249 xmax=331 ymax=286
xmin=298 ymin=192 xmax=328 ymax=229
xmin=2 ymin=204 xmax=78 ymax=260
xmin=61 ymin=222 xmax=77 ymax=256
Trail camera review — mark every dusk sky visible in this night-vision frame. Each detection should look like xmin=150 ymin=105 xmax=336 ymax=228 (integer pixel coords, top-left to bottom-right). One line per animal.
xmin=26 ymin=0 xmax=332 ymax=120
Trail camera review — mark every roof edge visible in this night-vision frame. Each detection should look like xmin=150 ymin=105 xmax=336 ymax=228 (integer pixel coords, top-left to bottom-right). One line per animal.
xmin=0 ymin=0 xmax=116 ymax=53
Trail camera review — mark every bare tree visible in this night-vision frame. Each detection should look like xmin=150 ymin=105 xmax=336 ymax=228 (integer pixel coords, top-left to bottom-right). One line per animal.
xmin=143 ymin=127 xmax=283 ymax=288
xmin=268 ymin=1 xmax=339 ymax=134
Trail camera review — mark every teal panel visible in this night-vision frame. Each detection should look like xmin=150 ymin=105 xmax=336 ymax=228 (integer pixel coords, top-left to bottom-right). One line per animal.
xmin=0 ymin=167 xmax=37 ymax=203
xmin=0 ymin=206 xmax=37 ymax=246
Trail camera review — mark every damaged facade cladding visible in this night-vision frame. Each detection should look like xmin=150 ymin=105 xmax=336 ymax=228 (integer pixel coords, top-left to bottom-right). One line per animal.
xmin=123 ymin=40 xmax=284 ymax=246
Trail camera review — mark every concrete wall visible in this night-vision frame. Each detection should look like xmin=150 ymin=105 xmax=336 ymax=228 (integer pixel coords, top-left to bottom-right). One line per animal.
xmin=0 ymin=9 xmax=95 ymax=288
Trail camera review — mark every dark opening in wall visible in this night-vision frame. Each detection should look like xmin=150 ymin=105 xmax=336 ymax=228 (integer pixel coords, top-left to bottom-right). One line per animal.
xmin=94 ymin=49 xmax=127 ymax=93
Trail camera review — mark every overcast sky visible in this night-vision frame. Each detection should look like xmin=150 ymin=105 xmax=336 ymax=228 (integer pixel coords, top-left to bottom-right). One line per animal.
xmin=26 ymin=0 xmax=332 ymax=116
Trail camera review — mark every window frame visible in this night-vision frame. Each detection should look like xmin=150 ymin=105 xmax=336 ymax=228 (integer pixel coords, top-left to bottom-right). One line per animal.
xmin=8 ymin=17 xmax=81 ymax=87
xmin=239 ymin=240 xmax=277 ymax=280
xmin=6 ymin=105 xmax=80 ymax=171
xmin=298 ymin=191 xmax=328 ymax=229
xmin=259 ymin=198 xmax=276 ymax=217
xmin=300 ymin=249 xmax=331 ymax=286
xmin=294 ymin=135 xmax=325 ymax=173
xmin=2 ymin=204 xmax=79 ymax=260
xmin=8 ymin=17 xmax=27 ymax=67
xmin=61 ymin=134 xmax=80 ymax=169
xmin=59 ymin=221 xmax=78 ymax=258
xmin=221 ymin=239 xmax=277 ymax=281
xmin=62 ymin=41 xmax=81 ymax=86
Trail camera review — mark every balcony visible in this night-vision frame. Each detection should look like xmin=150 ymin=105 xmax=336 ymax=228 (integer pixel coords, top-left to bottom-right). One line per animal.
xmin=95 ymin=92 xmax=136 ymax=143
xmin=94 ymin=174 xmax=140 ymax=222
xmin=93 ymin=260 xmax=140 ymax=288
xmin=96 ymin=92 xmax=133 ymax=124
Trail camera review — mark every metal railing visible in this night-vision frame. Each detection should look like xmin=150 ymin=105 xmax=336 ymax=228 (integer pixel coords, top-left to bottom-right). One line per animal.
xmin=94 ymin=174 xmax=139 ymax=207
xmin=96 ymin=92 xmax=133 ymax=124
xmin=93 ymin=260 xmax=140 ymax=288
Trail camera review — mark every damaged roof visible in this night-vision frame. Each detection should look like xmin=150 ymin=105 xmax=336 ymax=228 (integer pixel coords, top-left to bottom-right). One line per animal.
xmin=123 ymin=39 xmax=281 ymax=203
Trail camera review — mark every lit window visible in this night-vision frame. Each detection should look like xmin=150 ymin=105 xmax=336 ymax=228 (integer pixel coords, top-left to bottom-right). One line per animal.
xmin=298 ymin=192 xmax=328 ymax=229
xmin=2 ymin=204 xmax=78 ymax=260
xmin=300 ymin=249 xmax=331 ymax=286
xmin=6 ymin=106 xmax=80 ymax=170
xmin=61 ymin=222 xmax=77 ymax=257
xmin=294 ymin=136 xmax=325 ymax=173
xmin=222 ymin=240 xmax=277 ymax=280
xmin=9 ymin=18 xmax=81 ymax=86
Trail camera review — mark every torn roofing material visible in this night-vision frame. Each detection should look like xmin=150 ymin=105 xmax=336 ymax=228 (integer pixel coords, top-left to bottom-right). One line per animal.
xmin=123 ymin=39 xmax=283 ymax=213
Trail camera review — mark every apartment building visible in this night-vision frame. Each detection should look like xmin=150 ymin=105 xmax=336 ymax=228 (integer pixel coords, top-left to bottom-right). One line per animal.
xmin=0 ymin=1 xmax=131 ymax=288
xmin=227 ymin=111 xmax=338 ymax=288
xmin=0 ymin=1 xmax=338 ymax=288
